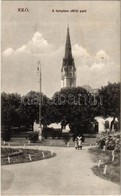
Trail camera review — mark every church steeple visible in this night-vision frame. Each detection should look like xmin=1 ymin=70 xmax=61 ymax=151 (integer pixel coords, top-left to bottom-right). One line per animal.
xmin=65 ymin=26 xmax=72 ymax=60
xmin=61 ymin=26 xmax=76 ymax=88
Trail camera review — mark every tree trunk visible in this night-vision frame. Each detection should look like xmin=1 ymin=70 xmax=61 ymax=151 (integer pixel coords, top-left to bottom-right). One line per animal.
xmin=110 ymin=116 xmax=115 ymax=131
xmin=31 ymin=121 xmax=34 ymax=131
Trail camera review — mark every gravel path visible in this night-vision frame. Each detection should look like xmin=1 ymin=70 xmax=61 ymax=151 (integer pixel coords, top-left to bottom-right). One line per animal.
xmin=1 ymin=146 xmax=120 ymax=195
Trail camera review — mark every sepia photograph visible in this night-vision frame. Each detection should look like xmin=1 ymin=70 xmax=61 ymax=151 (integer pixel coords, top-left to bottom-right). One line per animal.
xmin=1 ymin=0 xmax=120 ymax=195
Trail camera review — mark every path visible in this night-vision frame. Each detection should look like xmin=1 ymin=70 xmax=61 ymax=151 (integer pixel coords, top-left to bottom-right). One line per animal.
xmin=1 ymin=146 xmax=120 ymax=195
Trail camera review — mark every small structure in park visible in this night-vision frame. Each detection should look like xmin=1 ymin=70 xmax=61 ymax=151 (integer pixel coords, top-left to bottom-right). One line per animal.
xmin=62 ymin=124 xmax=70 ymax=133
xmin=33 ymin=121 xmax=40 ymax=132
xmin=48 ymin=123 xmax=61 ymax=130
xmin=94 ymin=116 xmax=118 ymax=133
xmin=48 ymin=123 xmax=70 ymax=133
xmin=41 ymin=122 xmax=70 ymax=139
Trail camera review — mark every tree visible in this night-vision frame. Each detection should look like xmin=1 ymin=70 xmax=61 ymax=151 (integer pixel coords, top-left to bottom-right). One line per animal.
xmin=1 ymin=91 xmax=51 ymax=131
xmin=98 ymin=82 xmax=120 ymax=118
xmin=20 ymin=91 xmax=51 ymax=129
xmin=98 ymin=82 xmax=120 ymax=130
xmin=1 ymin=92 xmax=21 ymax=128
xmin=50 ymin=87 xmax=95 ymax=134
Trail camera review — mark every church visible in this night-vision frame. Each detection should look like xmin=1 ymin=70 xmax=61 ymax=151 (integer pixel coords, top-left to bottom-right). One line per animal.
xmin=61 ymin=26 xmax=99 ymax=95
xmin=61 ymin=26 xmax=76 ymax=88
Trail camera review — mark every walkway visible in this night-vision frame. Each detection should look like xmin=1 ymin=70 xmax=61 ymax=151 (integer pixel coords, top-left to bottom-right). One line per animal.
xmin=1 ymin=146 xmax=120 ymax=195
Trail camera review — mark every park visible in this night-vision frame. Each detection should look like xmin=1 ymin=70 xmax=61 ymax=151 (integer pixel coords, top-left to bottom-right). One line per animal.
xmin=1 ymin=9 xmax=120 ymax=194
xmin=1 ymin=82 xmax=120 ymax=195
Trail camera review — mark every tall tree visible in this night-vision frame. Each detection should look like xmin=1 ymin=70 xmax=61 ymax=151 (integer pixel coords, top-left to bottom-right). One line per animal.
xmin=1 ymin=92 xmax=21 ymax=128
xmin=51 ymin=87 xmax=95 ymax=134
xmin=98 ymin=82 xmax=120 ymax=118
xmin=20 ymin=91 xmax=51 ymax=129
xmin=98 ymin=82 xmax=120 ymax=130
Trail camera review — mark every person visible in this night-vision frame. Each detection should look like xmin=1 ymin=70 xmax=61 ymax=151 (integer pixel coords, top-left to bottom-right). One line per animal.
xmin=75 ymin=137 xmax=78 ymax=149
xmin=77 ymin=135 xmax=83 ymax=149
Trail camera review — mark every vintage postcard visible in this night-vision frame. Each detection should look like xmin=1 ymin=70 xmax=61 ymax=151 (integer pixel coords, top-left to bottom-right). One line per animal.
xmin=1 ymin=0 xmax=120 ymax=195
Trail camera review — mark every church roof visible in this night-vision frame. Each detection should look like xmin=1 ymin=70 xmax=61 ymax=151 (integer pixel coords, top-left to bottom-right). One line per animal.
xmin=64 ymin=26 xmax=73 ymax=60
xmin=61 ymin=26 xmax=76 ymax=71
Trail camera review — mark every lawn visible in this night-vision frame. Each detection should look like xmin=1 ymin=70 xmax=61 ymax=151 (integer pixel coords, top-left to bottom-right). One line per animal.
xmin=1 ymin=147 xmax=55 ymax=165
xmin=88 ymin=147 xmax=120 ymax=184
xmin=1 ymin=137 xmax=96 ymax=147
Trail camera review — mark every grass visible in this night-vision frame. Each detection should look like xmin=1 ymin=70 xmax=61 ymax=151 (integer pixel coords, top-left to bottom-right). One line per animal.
xmin=88 ymin=147 xmax=120 ymax=184
xmin=1 ymin=137 xmax=96 ymax=147
xmin=1 ymin=147 xmax=55 ymax=165
xmin=1 ymin=147 xmax=18 ymax=156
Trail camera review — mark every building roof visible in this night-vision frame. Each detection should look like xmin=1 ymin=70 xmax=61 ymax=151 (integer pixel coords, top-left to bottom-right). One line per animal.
xmin=61 ymin=26 xmax=76 ymax=72
xmin=48 ymin=123 xmax=61 ymax=129
xmin=65 ymin=26 xmax=72 ymax=60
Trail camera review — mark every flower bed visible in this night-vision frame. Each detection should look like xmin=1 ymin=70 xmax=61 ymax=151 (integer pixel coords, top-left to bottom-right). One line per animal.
xmin=89 ymin=132 xmax=120 ymax=184
xmin=1 ymin=148 xmax=55 ymax=165
xmin=1 ymin=148 xmax=23 ymax=158
xmin=96 ymin=132 xmax=120 ymax=152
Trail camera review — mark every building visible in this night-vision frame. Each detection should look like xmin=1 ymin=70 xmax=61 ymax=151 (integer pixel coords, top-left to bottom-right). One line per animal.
xmin=61 ymin=26 xmax=76 ymax=88
xmin=94 ymin=116 xmax=118 ymax=133
xmin=48 ymin=123 xmax=70 ymax=133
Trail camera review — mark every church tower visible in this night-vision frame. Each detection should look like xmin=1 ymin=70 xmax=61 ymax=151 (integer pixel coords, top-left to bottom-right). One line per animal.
xmin=61 ymin=26 xmax=76 ymax=88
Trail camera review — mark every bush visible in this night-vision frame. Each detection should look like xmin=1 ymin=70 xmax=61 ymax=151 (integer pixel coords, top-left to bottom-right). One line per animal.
xmin=29 ymin=131 xmax=38 ymax=143
xmin=1 ymin=148 xmax=23 ymax=158
xmin=42 ymin=127 xmax=62 ymax=139
xmin=62 ymin=133 xmax=70 ymax=144
xmin=96 ymin=132 xmax=120 ymax=151
xmin=2 ymin=129 xmax=11 ymax=141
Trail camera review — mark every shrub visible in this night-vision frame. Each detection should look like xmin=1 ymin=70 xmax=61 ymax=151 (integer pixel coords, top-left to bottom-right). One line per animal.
xmin=2 ymin=129 xmax=11 ymax=141
xmin=29 ymin=131 xmax=39 ymax=143
xmin=114 ymin=135 xmax=120 ymax=152
xmin=1 ymin=148 xmax=23 ymax=158
xmin=62 ymin=133 xmax=70 ymax=144
xmin=42 ymin=127 xmax=62 ymax=139
xmin=96 ymin=132 xmax=120 ymax=151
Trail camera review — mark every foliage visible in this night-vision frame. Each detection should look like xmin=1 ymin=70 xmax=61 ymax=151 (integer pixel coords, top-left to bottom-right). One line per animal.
xmin=29 ymin=131 xmax=39 ymax=143
xmin=96 ymin=132 xmax=120 ymax=151
xmin=51 ymin=87 xmax=95 ymax=134
xmin=1 ymin=148 xmax=55 ymax=165
xmin=1 ymin=148 xmax=23 ymax=158
xmin=1 ymin=92 xmax=21 ymax=127
xmin=98 ymin=82 xmax=120 ymax=118
xmin=2 ymin=128 xmax=12 ymax=141
xmin=1 ymin=91 xmax=51 ymax=130
xmin=20 ymin=91 xmax=51 ymax=129
xmin=89 ymin=147 xmax=120 ymax=184
xmin=1 ymin=82 xmax=120 ymax=136
xmin=42 ymin=128 xmax=62 ymax=139
xmin=62 ymin=133 xmax=70 ymax=144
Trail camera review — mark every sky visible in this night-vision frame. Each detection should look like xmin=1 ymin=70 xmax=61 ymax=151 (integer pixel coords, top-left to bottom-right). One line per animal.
xmin=1 ymin=1 xmax=120 ymax=97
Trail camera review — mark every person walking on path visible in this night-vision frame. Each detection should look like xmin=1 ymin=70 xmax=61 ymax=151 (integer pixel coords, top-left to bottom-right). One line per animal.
xmin=74 ymin=137 xmax=78 ymax=149
xmin=77 ymin=135 xmax=83 ymax=149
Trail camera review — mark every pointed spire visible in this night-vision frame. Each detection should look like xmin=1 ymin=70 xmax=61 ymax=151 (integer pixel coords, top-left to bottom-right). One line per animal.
xmin=65 ymin=26 xmax=72 ymax=60
xmin=61 ymin=26 xmax=76 ymax=88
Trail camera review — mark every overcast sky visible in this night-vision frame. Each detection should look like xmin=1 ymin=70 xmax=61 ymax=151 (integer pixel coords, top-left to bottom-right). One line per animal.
xmin=1 ymin=1 xmax=120 ymax=97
